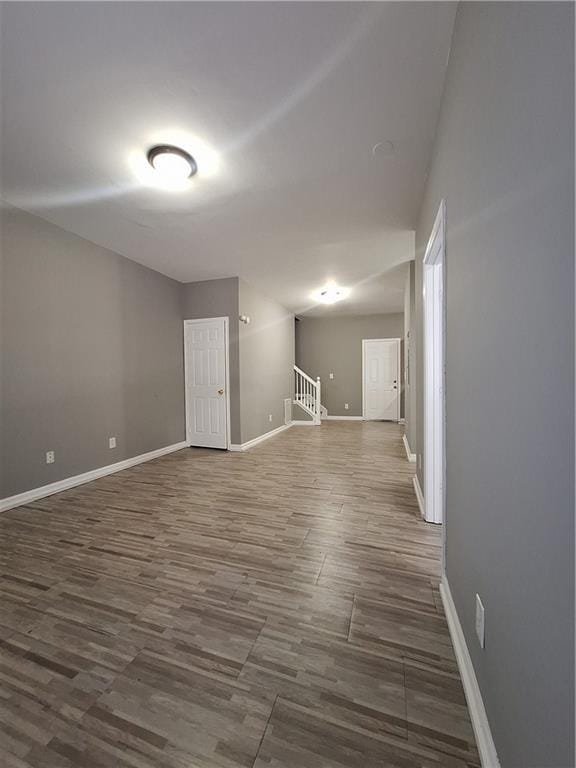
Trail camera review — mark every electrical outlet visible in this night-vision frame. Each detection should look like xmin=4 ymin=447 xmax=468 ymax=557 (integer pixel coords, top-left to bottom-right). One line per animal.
xmin=475 ymin=594 xmax=485 ymax=649
xmin=329 ymin=373 xmax=334 ymax=380
xmin=268 ymin=414 xmax=273 ymax=422
xmin=344 ymin=403 xmax=349 ymax=410
xmin=109 ymin=437 xmax=117 ymax=449
xmin=46 ymin=451 xmax=55 ymax=464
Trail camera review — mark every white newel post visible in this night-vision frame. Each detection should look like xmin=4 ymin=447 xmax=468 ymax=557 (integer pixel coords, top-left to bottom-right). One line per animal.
xmin=316 ymin=377 xmax=321 ymax=425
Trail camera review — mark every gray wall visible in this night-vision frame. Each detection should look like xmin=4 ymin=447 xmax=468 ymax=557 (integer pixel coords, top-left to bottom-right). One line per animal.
xmin=1 ymin=206 xmax=185 ymax=499
xmin=403 ymin=262 xmax=416 ymax=450
xmin=295 ymin=314 xmax=404 ymax=418
xmin=181 ymin=278 xmax=241 ymax=445
xmin=239 ymin=280 xmax=294 ymax=444
xmin=413 ymin=4 xmax=574 ymax=766
xmin=182 ymin=277 xmax=293 ymax=446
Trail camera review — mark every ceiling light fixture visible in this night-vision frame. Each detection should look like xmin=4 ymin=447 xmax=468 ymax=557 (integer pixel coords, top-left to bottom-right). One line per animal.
xmin=147 ymin=145 xmax=197 ymax=183
xmin=314 ymin=284 xmax=349 ymax=305
xmin=129 ymin=132 xmax=220 ymax=191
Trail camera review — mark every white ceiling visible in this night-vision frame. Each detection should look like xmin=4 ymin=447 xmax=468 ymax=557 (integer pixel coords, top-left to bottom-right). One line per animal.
xmin=0 ymin=2 xmax=455 ymax=315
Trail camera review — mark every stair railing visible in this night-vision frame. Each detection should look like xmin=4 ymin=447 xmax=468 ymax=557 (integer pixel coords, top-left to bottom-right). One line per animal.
xmin=294 ymin=365 xmax=321 ymax=425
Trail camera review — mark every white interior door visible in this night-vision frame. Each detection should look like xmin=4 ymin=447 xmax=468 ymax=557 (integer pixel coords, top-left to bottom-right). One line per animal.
xmin=184 ymin=318 xmax=229 ymax=449
xmin=362 ymin=338 xmax=400 ymax=421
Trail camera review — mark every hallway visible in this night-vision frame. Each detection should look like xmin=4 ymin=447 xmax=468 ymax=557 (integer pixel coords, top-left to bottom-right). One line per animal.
xmin=0 ymin=421 xmax=479 ymax=767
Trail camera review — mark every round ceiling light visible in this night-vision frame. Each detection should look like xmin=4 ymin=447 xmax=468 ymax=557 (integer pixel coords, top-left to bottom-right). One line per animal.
xmin=314 ymin=284 xmax=349 ymax=305
xmin=147 ymin=145 xmax=197 ymax=183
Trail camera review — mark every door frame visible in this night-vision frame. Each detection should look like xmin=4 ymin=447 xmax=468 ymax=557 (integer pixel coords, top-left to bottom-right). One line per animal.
xmin=183 ymin=317 xmax=231 ymax=450
xmin=423 ymin=199 xmax=446 ymax=527
xmin=361 ymin=338 xmax=402 ymax=422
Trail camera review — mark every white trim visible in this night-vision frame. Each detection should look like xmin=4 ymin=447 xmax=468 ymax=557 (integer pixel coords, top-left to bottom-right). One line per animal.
xmin=440 ymin=577 xmax=501 ymax=768
xmin=403 ymin=434 xmax=417 ymax=463
xmin=423 ymin=199 xmax=446 ymax=527
xmin=326 ymin=415 xmax=363 ymax=421
xmin=412 ymin=474 xmax=425 ymax=518
xmin=0 ymin=442 xmax=187 ymax=513
xmin=362 ymin=338 xmax=402 ymax=421
xmin=228 ymin=423 xmax=292 ymax=452
xmin=184 ymin=317 xmax=231 ymax=450
xmin=398 ymin=417 xmax=406 ymax=424
xmin=290 ymin=420 xmax=316 ymax=426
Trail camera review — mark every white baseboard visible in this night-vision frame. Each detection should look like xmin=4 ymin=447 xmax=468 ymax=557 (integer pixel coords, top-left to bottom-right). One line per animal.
xmin=399 ymin=417 xmax=406 ymax=424
xmin=403 ymin=433 xmax=417 ymax=463
xmin=0 ymin=441 xmax=188 ymax=513
xmin=412 ymin=474 xmax=425 ymax=518
xmin=440 ymin=577 xmax=501 ymax=768
xmin=290 ymin=420 xmax=317 ymax=426
xmin=229 ymin=423 xmax=292 ymax=452
xmin=326 ymin=415 xmax=363 ymax=421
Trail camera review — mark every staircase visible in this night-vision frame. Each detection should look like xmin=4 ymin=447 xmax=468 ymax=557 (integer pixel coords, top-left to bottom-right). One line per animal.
xmin=293 ymin=365 xmax=323 ymax=425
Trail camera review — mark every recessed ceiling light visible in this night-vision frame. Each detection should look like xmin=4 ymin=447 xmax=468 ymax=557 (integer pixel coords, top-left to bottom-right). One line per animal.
xmin=147 ymin=145 xmax=197 ymax=183
xmin=313 ymin=284 xmax=349 ymax=305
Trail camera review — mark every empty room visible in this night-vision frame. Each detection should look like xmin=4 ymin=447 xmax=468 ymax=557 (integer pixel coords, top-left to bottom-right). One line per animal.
xmin=0 ymin=3 xmax=574 ymax=768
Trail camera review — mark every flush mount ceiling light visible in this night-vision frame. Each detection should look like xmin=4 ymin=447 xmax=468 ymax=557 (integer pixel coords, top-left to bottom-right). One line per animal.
xmin=147 ymin=145 xmax=197 ymax=183
xmin=313 ymin=284 xmax=349 ymax=305
xmin=129 ymin=132 xmax=221 ymax=192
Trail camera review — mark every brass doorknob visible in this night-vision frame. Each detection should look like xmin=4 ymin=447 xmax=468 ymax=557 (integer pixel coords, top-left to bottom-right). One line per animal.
xmin=218 ymin=389 xmax=224 ymax=395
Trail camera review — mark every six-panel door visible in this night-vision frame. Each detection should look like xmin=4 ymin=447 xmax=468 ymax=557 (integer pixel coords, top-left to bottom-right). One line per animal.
xmin=184 ymin=319 xmax=228 ymax=449
xmin=363 ymin=338 xmax=400 ymax=421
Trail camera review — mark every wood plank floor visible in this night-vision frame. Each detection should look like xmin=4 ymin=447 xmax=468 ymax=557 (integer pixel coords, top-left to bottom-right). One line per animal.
xmin=0 ymin=421 xmax=479 ymax=767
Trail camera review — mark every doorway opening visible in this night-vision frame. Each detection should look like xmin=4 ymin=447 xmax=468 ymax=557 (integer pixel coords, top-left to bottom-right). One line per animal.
xmin=423 ymin=200 xmax=446 ymax=525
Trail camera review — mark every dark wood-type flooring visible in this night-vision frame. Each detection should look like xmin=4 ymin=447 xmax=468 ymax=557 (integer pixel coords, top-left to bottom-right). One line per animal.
xmin=0 ymin=421 xmax=479 ymax=767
